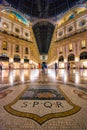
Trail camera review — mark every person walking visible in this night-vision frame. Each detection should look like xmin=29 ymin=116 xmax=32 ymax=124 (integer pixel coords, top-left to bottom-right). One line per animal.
xmin=0 ymin=63 xmax=2 ymax=70
xmin=55 ymin=63 xmax=58 ymax=70
xmin=55 ymin=62 xmax=58 ymax=76
xmin=67 ymin=62 xmax=70 ymax=70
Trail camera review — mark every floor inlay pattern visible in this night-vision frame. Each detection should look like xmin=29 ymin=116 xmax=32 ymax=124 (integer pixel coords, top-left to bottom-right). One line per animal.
xmin=73 ymin=90 xmax=87 ymax=100
xmin=4 ymin=84 xmax=81 ymax=125
xmin=0 ymin=90 xmax=13 ymax=99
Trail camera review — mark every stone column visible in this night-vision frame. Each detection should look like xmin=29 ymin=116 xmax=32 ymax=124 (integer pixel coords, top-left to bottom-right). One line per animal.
xmin=0 ymin=40 xmax=2 ymax=52
xmin=75 ymin=62 xmax=80 ymax=69
xmin=75 ymin=41 xmax=80 ymax=69
xmin=64 ymin=62 xmax=68 ymax=69
xmin=9 ymin=43 xmax=14 ymax=69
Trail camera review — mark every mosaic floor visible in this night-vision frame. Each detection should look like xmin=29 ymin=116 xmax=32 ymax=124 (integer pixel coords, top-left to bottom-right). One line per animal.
xmin=0 ymin=69 xmax=87 ymax=130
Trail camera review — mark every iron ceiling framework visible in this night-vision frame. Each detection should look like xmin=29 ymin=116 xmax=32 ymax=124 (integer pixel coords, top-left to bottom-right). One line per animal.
xmin=5 ymin=0 xmax=81 ymax=18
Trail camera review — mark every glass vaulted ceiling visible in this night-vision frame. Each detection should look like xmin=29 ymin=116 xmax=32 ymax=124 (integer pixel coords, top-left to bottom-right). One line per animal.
xmin=33 ymin=22 xmax=54 ymax=54
xmin=5 ymin=0 xmax=81 ymax=18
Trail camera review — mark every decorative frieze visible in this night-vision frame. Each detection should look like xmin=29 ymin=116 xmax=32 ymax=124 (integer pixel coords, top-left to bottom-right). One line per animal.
xmin=0 ymin=16 xmax=31 ymax=41
xmin=56 ymin=14 xmax=87 ymax=41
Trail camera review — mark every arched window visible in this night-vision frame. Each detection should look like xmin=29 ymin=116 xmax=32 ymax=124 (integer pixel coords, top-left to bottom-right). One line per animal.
xmin=25 ymin=47 xmax=28 ymax=54
xmin=80 ymin=52 xmax=87 ymax=60
xmin=67 ymin=26 xmax=73 ymax=32
xmin=15 ymin=45 xmax=19 ymax=52
xmin=58 ymin=31 xmax=63 ymax=36
xmin=68 ymin=54 xmax=75 ymax=61
xmin=15 ymin=28 xmax=20 ymax=33
xmin=81 ymin=40 xmax=86 ymax=49
xmin=24 ymin=56 xmax=28 ymax=59
xmin=69 ymin=44 xmax=72 ymax=51
xmin=14 ymin=54 xmax=20 ymax=62
xmin=79 ymin=20 xmax=86 ymax=27
xmin=25 ymin=32 xmax=29 ymax=37
xmin=2 ymin=41 xmax=8 ymax=50
xmin=0 ymin=53 xmax=9 ymax=61
xmin=24 ymin=56 xmax=29 ymax=62
xmin=14 ymin=54 xmax=20 ymax=58
xmin=59 ymin=56 xmax=64 ymax=62
xmin=59 ymin=47 xmax=62 ymax=53
xmin=3 ymin=22 xmax=9 ymax=29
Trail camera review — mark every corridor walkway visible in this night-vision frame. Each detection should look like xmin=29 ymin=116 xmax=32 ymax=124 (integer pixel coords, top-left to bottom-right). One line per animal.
xmin=0 ymin=69 xmax=87 ymax=130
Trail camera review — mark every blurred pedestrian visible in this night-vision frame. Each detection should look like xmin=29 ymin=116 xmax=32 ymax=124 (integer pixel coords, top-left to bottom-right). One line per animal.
xmin=0 ymin=64 xmax=2 ymax=70
xmin=55 ymin=63 xmax=58 ymax=76
xmin=67 ymin=62 xmax=70 ymax=70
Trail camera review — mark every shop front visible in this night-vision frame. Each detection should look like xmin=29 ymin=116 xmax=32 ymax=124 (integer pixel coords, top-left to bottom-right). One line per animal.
xmin=24 ymin=58 xmax=29 ymax=69
xmin=13 ymin=62 xmax=20 ymax=69
xmin=58 ymin=56 xmax=64 ymax=69
xmin=68 ymin=54 xmax=75 ymax=69
xmin=13 ymin=55 xmax=20 ymax=69
xmin=80 ymin=52 xmax=87 ymax=69
xmin=0 ymin=54 xmax=9 ymax=69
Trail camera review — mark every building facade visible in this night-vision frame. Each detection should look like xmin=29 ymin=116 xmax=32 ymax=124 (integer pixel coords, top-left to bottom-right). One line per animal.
xmin=48 ymin=7 xmax=87 ymax=69
xmin=0 ymin=8 xmax=39 ymax=69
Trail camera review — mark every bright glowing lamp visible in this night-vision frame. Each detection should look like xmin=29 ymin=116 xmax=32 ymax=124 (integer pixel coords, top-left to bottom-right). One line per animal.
xmin=75 ymin=57 xmax=79 ymax=62
xmin=21 ymin=59 xmax=24 ymax=63
xmin=10 ymin=58 xmax=13 ymax=63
